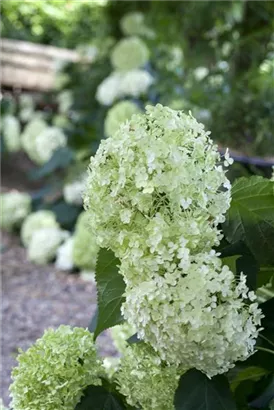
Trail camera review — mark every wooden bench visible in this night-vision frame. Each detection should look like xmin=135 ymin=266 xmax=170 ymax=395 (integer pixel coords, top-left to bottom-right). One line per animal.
xmin=1 ymin=38 xmax=89 ymax=91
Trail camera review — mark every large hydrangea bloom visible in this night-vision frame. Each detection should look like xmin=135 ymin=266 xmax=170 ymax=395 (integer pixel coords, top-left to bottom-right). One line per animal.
xmin=0 ymin=191 xmax=31 ymax=231
xmin=21 ymin=210 xmax=59 ymax=247
xmin=122 ymin=252 xmax=262 ymax=376
xmin=73 ymin=212 xmax=99 ymax=270
xmin=116 ymin=343 xmax=180 ymax=410
xmin=104 ymin=101 xmax=141 ymax=137
xmin=84 ymin=104 xmax=231 ymax=258
xmin=96 ymin=70 xmax=154 ymax=106
xmin=111 ymin=37 xmax=149 ymax=71
xmin=10 ymin=326 xmax=103 ymax=410
xmin=84 ymin=104 xmax=262 ymax=377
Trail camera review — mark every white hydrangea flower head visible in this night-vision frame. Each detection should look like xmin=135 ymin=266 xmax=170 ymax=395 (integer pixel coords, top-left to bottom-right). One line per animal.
xmin=111 ymin=37 xmax=150 ymax=71
xmin=193 ymin=66 xmax=209 ymax=81
xmin=84 ymin=104 xmax=231 ymax=270
xmin=2 ymin=115 xmax=21 ymax=152
xmin=110 ymin=322 xmax=136 ymax=355
xmin=27 ymin=228 xmax=68 ymax=265
xmin=19 ymin=93 xmax=35 ymax=122
xmin=0 ymin=191 xmax=31 ymax=231
xmin=57 ymin=90 xmax=73 ymax=114
xmin=73 ymin=212 xmax=99 ymax=270
xmin=120 ymin=12 xmax=146 ymax=36
xmin=21 ymin=117 xmax=48 ymax=163
xmin=271 ymin=165 xmax=274 ymax=181
xmin=96 ymin=70 xmax=154 ymax=106
xmin=104 ymin=101 xmax=141 ymax=137
xmin=116 ymin=343 xmax=180 ymax=410
xmin=10 ymin=325 xmax=104 ymax=410
xmin=63 ymin=174 xmax=86 ymax=205
xmin=35 ymin=126 xmax=67 ymax=164
xmin=122 ymin=252 xmax=263 ymax=377
xmin=120 ymin=69 xmax=154 ymax=98
xmin=96 ymin=72 xmax=122 ymax=106
xmin=21 ymin=210 xmax=59 ymax=247
xmin=55 ymin=236 xmax=74 ymax=271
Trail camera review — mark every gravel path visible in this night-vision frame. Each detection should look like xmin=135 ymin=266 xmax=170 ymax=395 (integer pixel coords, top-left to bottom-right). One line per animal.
xmin=1 ymin=231 xmax=116 ymax=407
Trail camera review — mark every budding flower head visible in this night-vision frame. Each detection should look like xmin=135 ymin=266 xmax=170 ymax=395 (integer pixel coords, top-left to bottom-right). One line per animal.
xmin=116 ymin=343 xmax=180 ymax=410
xmin=10 ymin=326 xmax=104 ymax=410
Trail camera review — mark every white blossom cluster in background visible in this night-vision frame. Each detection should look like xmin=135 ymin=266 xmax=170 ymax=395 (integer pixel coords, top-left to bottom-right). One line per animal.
xmin=28 ymin=228 xmax=69 ymax=265
xmin=96 ymin=69 xmax=154 ymax=106
xmin=84 ymin=104 xmax=263 ymax=377
xmin=63 ymin=173 xmax=86 ymax=205
xmin=96 ymin=15 xmax=154 ymax=107
xmin=120 ymin=11 xmax=154 ymax=38
xmin=0 ymin=191 xmax=31 ymax=231
xmin=2 ymin=115 xmax=21 ymax=152
xmin=21 ymin=210 xmax=60 ymax=247
xmin=21 ymin=117 xmax=67 ymax=165
xmin=111 ymin=37 xmax=150 ymax=71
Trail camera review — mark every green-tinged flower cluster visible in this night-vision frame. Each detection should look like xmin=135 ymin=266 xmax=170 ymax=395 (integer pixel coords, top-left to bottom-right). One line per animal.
xmin=19 ymin=94 xmax=35 ymax=122
xmin=96 ymin=70 xmax=154 ymax=106
xmin=116 ymin=344 xmax=180 ymax=410
xmin=10 ymin=325 xmax=104 ymax=410
xmin=111 ymin=37 xmax=150 ymax=71
xmin=0 ymin=191 xmax=31 ymax=231
xmin=110 ymin=322 xmax=136 ymax=355
xmin=2 ymin=115 xmax=21 ymax=152
xmin=22 ymin=120 xmax=66 ymax=165
xmin=73 ymin=212 xmax=99 ymax=270
xmin=21 ymin=117 xmax=47 ymax=163
xmin=21 ymin=210 xmax=59 ymax=247
xmin=28 ymin=228 xmax=68 ymax=265
xmin=84 ymin=104 xmax=262 ymax=376
xmin=122 ymin=253 xmax=262 ymax=376
xmin=120 ymin=12 xmax=147 ymax=36
xmin=104 ymin=101 xmax=141 ymax=137
xmin=84 ymin=104 xmax=231 ymax=258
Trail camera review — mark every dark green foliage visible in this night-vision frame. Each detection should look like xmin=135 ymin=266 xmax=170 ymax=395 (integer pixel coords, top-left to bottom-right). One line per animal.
xmin=93 ymin=248 xmax=125 ymax=338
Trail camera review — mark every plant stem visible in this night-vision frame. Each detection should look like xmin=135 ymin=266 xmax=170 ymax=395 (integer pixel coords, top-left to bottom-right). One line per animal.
xmin=258 ymin=334 xmax=274 ymax=349
xmin=257 ymin=346 xmax=274 ymax=356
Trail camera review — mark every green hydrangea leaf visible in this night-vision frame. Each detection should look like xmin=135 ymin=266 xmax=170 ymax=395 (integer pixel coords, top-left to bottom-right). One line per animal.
xmin=174 ymin=369 xmax=237 ymax=410
xmin=229 ymin=366 xmax=269 ymax=391
xmin=29 ymin=146 xmax=74 ymax=180
xmin=222 ymin=176 xmax=274 ymax=265
xmin=75 ymin=384 xmax=126 ymax=410
xmin=94 ymin=248 xmax=125 ymax=339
